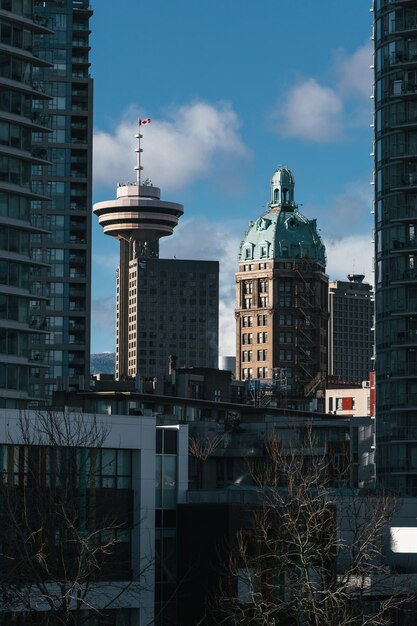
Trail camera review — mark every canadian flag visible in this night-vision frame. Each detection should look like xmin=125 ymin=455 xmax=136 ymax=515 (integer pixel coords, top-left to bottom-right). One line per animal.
xmin=139 ymin=118 xmax=152 ymax=126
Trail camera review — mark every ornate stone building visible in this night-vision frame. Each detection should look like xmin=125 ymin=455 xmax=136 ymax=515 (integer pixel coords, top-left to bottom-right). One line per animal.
xmin=235 ymin=167 xmax=328 ymax=410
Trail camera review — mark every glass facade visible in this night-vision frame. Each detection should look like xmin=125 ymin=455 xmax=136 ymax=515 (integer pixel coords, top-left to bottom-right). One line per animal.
xmin=374 ymin=0 xmax=417 ymax=493
xmin=155 ymin=427 xmax=179 ymax=625
xmin=0 ymin=443 xmax=133 ymax=585
xmin=29 ymin=0 xmax=92 ymax=400
xmin=0 ymin=3 xmax=51 ymax=408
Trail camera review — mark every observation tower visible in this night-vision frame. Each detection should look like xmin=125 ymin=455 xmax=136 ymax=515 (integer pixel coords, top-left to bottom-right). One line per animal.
xmin=93 ymin=122 xmax=184 ymax=379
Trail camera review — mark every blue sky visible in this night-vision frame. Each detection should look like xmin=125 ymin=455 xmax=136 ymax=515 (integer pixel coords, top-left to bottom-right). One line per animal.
xmin=90 ymin=0 xmax=373 ymax=355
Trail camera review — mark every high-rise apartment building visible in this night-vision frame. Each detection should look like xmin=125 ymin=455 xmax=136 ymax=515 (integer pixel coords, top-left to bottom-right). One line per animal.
xmin=235 ymin=167 xmax=328 ymax=411
xmin=373 ymin=0 xmax=417 ymax=492
xmin=29 ymin=0 xmax=93 ymax=399
xmin=94 ymin=132 xmax=219 ymax=382
xmin=328 ymin=274 xmax=374 ymax=383
xmin=0 ymin=1 xmax=51 ymax=408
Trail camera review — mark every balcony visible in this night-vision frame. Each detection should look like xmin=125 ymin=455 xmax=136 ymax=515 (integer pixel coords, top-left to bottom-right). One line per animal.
xmin=388 ymin=362 xmax=417 ymax=377
xmin=69 ymin=253 xmax=85 ymax=265
xmin=390 ymin=52 xmax=417 ymax=68
xmin=386 ymin=205 xmax=417 ymax=222
xmin=391 ymin=237 xmax=417 ymax=251
xmin=390 ymin=268 xmax=417 ymax=283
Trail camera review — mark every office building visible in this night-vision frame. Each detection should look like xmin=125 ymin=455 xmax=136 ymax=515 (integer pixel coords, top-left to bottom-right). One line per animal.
xmin=93 ymin=134 xmax=219 ymax=382
xmin=0 ymin=1 xmax=52 ymax=407
xmin=328 ymin=274 xmax=374 ymax=383
xmin=235 ymin=167 xmax=328 ymax=410
xmin=0 ymin=407 xmax=188 ymax=625
xmin=373 ymin=0 xmax=417 ymax=493
xmin=29 ymin=0 xmax=93 ymax=399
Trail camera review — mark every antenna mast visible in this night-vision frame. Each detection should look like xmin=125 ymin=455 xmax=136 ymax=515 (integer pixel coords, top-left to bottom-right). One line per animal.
xmin=135 ymin=118 xmax=151 ymax=187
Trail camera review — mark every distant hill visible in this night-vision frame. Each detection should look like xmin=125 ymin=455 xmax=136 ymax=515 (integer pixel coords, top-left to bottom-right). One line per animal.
xmin=91 ymin=352 xmax=115 ymax=375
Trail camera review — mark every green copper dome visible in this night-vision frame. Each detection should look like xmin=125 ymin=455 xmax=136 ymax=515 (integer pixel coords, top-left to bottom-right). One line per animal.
xmin=239 ymin=167 xmax=326 ymax=264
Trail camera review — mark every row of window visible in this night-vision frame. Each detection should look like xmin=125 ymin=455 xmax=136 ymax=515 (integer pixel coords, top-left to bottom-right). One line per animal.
xmin=0 ymin=155 xmax=30 ymax=188
xmin=242 ymin=262 xmax=271 ymax=271
xmin=243 ymin=279 xmax=268 ymax=294
xmin=1 ymin=445 xmax=132 ymax=489
xmin=242 ymin=296 xmax=269 ymax=309
xmin=242 ymin=349 xmax=268 ymax=362
xmin=242 ymin=368 xmax=269 ymax=380
xmin=0 ymin=121 xmax=31 ymax=151
xmin=242 ymin=314 xmax=268 ymax=327
xmin=0 ymin=227 xmax=30 ymax=255
xmin=0 ymin=52 xmax=31 ymax=85
xmin=242 ymin=332 xmax=268 ymax=344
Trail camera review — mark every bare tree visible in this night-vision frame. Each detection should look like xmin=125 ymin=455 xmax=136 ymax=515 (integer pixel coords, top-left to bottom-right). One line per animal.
xmin=189 ymin=433 xmax=224 ymax=488
xmin=214 ymin=431 xmax=411 ymax=626
xmin=0 ymin=409 xmax=139 ymax=625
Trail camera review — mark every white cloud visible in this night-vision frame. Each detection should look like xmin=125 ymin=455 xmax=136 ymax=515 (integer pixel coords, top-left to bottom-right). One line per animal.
xmin=325 ymin=234 xmax=373 ymax=285
xmin=93 ymin=101 xmax=250 ymax=192
xmin=336 ymin=43 xmax=373 ymax=99
xmin=92 ymin=296 xmax=116 ymax=332
xmin=272 ymin=42 xmax=372 ymax=142
xmin=274 ymin=78 xmax=343 ymax=143
xmin=311 ymin=177 xmax=373 ymax=237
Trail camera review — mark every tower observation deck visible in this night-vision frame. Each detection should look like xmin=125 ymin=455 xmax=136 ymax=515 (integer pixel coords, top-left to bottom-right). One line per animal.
xmin=93 ymin=181 xmax=184 ymax=259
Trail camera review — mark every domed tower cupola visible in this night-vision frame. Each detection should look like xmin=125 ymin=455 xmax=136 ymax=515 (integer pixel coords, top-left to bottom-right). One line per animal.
xmin=270 ymin=166 xmax=296 ymax=211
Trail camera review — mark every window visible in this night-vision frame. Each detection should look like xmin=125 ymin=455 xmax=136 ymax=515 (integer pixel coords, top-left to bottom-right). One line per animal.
xmin=259 ymin=296 xmax=268 ymax=307
xmin=259 ymin=279 xmax=268 ymax=293
xmin=257 ymin=349 xmax=267 ymax=361
xmin=244 ymin=282 xmax=253 ymax=294
xmin=257 ymin=314 xmax=267 ymax=326
xmin=279 ymin=350 xmax=293 ymax=361
xmin=279 ymin=295 xmax=292 ymax=307
xmin=242 ymin=333 xmax=253 ymax=345
xmin=257 ymin=367 xmax=268 ymax=378
xmin=242 ymin=350 xmax=252 ymax=362
xmin=279 ymin=314 xmax=292 ymax=326
xmin=244 ymin=297 xmax=252 ymax=309
xmin=243 ymin=316 xmax=253 ymax=328
xmin=257 ymin=332 xmax=268 ymax=343
xmin=259 ymin=243 xmax=269 ymax=258
xmin=243 ymin=246 xmax=252 ymax=260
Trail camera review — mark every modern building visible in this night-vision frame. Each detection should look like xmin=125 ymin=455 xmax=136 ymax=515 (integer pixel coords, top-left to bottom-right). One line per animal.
xmin=373 ymin=0 xmax=417 ymax=493
xmin=0 ymin=1 xmax=52 ymax=408
xmin=93 ymin=131 xmax=219 ymax=382
xmin=235 ymin=167 xmax=328 ymax=411
xmin=328 ymin=274 xmax=374 ymax=383
xmin=29 ymin=0 xmax=93 ymax=400
xmin=0 ymin=407 xmax=188 ymax=626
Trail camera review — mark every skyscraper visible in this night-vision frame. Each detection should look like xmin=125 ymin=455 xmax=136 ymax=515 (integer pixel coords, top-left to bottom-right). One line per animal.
xmin=29 ymin=0 xmax=93 ymax=399
xmin=328 ymin=274 xmax=374 ymax=383
xmin=93 ymin=127 xmax=219 ymax=382
xmin=373 ymin=0 xmax=417 ymax=492
xmin=235 ymin=167 xmax=328 ymax=411
xmin=0 ymin=1 xmax=51 ymax=408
